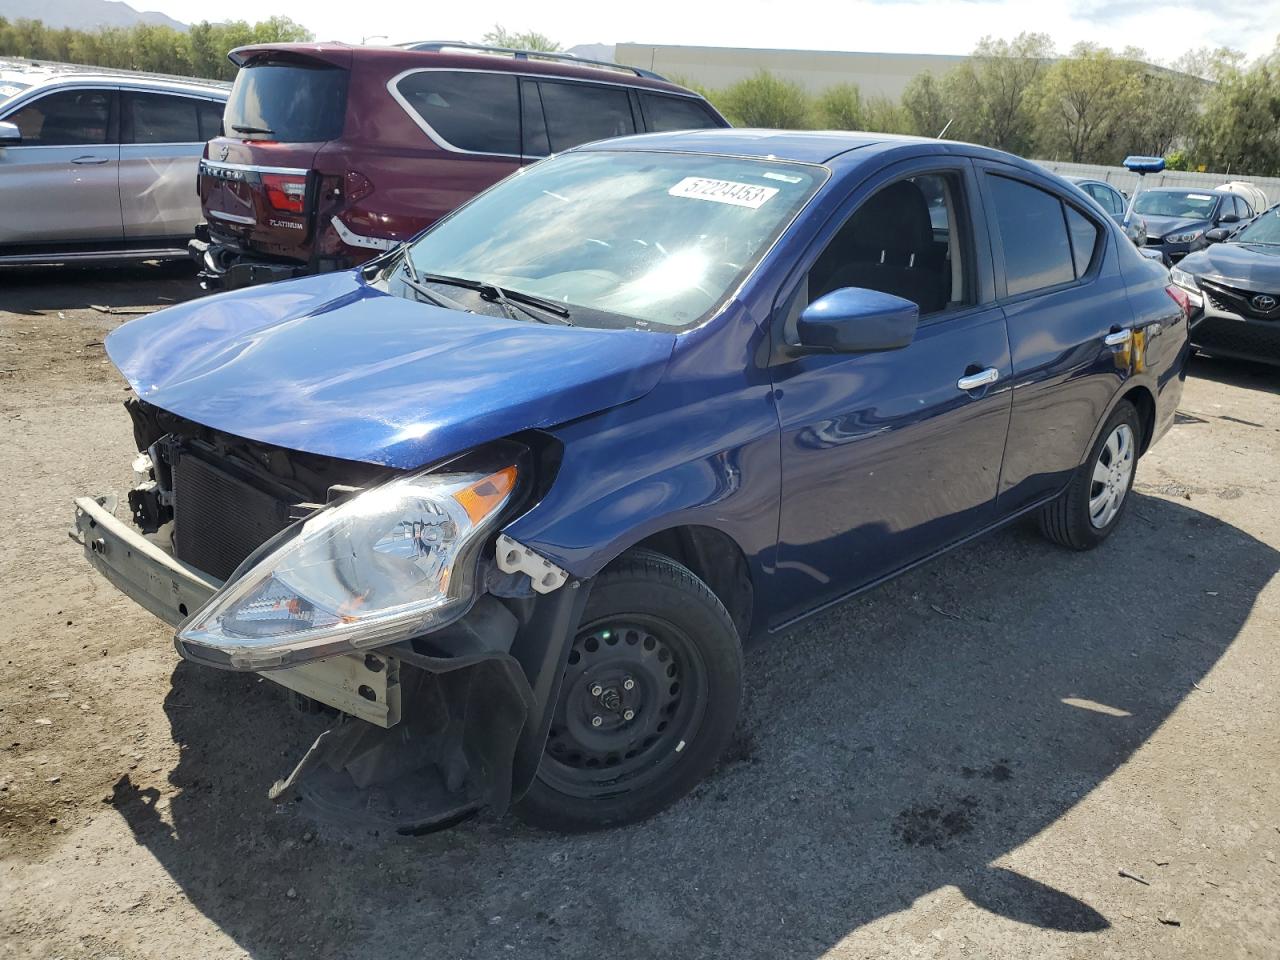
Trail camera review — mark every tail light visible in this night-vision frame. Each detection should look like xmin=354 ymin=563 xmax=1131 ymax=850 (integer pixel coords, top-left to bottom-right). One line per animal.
xmin=1165 ymin=284 xmax=1191 ymax=319
xmin=262 ymin=173 xmax=307 ymax=214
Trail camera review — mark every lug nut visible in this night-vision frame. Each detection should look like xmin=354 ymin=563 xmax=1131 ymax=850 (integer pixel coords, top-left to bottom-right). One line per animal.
xmin=591 ymin=715 xmax=603 ymax=727
xmin=623 ymin=678 xmax=635 ymax=691
xmin=590 ymin=684 xmax=603 ymax=697
xmin=623 ymin=709 xmax=635 ymax=721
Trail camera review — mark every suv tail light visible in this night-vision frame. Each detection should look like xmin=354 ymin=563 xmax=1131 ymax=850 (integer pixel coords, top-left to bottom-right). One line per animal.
xmin=1165 ymin=284 xmax=1191 ymax=319
xmin=263 ymin=173 xmax=307 ymax=214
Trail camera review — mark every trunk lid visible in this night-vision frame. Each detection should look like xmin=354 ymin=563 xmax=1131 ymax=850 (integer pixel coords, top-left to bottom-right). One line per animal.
xmin=199 ymin=48 xmax=351 ymax=263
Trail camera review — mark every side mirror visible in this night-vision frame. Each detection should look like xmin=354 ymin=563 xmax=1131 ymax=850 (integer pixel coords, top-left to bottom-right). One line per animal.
xmin=796 ymin=287 xmax=919 ymax=353
xmin=1219 ymin=212 xmax=1240 ymax=224
xmin=1204 ymin=227 xmax=1231 ymax=244
xmin=0 ymin=121 xmax=20 ymax=144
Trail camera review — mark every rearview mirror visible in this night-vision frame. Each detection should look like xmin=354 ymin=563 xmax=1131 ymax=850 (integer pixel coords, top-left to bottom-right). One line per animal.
xmin=0 ymin=121 xmax=20 ymax=144
xmin=796 ymin=287 xmax=919 ymax=353
xmin=1219 ymin=212 xmax=1240 ymax=224
xmin=1204 ymin=227 xmax=1231 ymax=244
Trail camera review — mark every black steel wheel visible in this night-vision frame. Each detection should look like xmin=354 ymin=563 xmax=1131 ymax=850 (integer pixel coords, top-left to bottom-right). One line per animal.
xmin=516 ymin=550 xmax=743 ymax=831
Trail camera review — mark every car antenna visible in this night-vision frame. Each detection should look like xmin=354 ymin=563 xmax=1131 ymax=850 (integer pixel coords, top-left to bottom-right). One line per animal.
xmin=936 ymin=118 xmax=954 ymax=139
xmin=1121 ymin=155 xmax=1165 ymax=231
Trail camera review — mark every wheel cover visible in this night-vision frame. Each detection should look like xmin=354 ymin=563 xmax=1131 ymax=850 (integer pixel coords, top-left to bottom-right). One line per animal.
xmin=1088 ymin=422 xmax=1135 ymax=529
xmin=539 ymin=615 xmax=708 ymax=800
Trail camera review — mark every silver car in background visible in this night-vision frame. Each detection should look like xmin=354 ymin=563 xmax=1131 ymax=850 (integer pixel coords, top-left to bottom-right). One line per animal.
xmin=0 ymin=61 xmax=228 ymax=265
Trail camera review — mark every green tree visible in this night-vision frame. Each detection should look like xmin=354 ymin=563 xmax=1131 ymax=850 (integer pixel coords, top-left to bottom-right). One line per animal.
xmin=481 ymin=24 xmax=560 ymax=52
xmin=1127 ymin=49 xmax=1212 ymax=158
xmin=944 ymin=32 xmax=1055 ymax=153
xmin=902 ymin=71 xmax=950 ymax=137
xmin=815 ymin=83 xmax=864 ymax=129
xmin=719 ymin=70 xmax=811 ymax=128
xmin=1037 ymin=43 xmax=1143 ymax=162
xmin=1194 ymin=44 xmax=1280 ymax=176
xmin=863 ymin=95 xmax=911 ymax=134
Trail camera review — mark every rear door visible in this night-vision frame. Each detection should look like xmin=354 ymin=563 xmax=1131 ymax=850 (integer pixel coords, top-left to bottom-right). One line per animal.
xmin=199 ymin=55 xmax=349 ymax=259
xmin=120 ymin=90 xmax=224 ymax=241
xmin=532 ymin=79 xmax=637 ymax=153
xmin=0 ymin=86 xmax=121 ymax=247
xmin=978 ymin=164 xmax=1134 ymax=514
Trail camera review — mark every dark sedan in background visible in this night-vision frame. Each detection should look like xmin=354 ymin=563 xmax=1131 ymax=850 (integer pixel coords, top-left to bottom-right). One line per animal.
xmin=1068 ymin=177 xmax=1147 ymax=246
xmin=1135 ymin=187 xmax=1255 ymax=263
xmin=1173 ymin=205 xmax=1280 ymax=365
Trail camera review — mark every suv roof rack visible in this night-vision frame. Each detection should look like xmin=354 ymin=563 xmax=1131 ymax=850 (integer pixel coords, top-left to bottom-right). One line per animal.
xmin=398 ymin=41 xmax=669 ymax=82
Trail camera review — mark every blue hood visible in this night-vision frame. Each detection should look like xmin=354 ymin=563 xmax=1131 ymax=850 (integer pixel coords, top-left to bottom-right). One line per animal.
xmin=106 ymin=272 xmax=676 ymax=468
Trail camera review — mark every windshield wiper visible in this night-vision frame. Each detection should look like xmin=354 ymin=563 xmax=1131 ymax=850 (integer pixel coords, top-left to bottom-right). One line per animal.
xmin=419 ymin=272 xmax=573 ymax=325
xmin=230 ymin=124 xmax=274 ymax=135
xmin=398 ymin=257 xmax=469 ymax=312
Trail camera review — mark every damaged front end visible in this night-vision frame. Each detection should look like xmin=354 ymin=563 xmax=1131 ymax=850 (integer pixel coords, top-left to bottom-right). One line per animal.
xmin=74 ymin=399 xmax=588 ymax=833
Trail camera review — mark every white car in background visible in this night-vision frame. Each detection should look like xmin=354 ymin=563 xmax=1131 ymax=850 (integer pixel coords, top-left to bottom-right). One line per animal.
xmin=1215 ymin=181 xmax=1268 ymax=218
xmin=0 ymin=61 xmax=228 ymax=266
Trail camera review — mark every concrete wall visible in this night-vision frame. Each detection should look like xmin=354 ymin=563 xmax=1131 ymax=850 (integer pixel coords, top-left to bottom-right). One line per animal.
xmin=1034 ymin=160 xmax=1280 ymax=206
xmin=616 ymin=43 xmax=968 ymax=100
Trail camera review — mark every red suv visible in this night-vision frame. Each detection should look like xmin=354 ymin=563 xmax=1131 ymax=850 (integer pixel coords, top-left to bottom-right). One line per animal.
xmin=191 ymin=42 xmax=729 ymax=288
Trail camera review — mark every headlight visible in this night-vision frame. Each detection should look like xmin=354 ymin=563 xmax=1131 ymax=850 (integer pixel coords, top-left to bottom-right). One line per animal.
xmin=1170 ymin=267 xmax=1200 ymax=292
xmin=1166 ymin=230 xmax=1203 ymax=244
xmin=176 ymin=464 xmax=518 ymax=670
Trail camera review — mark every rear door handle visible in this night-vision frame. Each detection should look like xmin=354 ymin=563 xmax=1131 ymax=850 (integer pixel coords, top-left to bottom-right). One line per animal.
xmin=957 ymin=367 xmax=999 ymax=391
xmin=71 ymin=156 xmax=109 ymax=165
xmin=1104 ymin=328 xmax=1132 ymax=347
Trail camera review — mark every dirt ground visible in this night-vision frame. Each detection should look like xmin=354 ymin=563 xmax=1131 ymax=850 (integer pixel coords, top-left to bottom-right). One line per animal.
xmin=1 ymin=263 xmax=1278 ymax=960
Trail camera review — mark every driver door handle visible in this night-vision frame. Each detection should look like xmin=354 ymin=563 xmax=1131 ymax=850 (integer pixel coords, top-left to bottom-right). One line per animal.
xmin=957 ymin=367 xmax=999 ymax=391
xmin=71 ymin=155 xmax=109 ymax=165
xmin=1104 ymin=328 xmax=1132 ymax=347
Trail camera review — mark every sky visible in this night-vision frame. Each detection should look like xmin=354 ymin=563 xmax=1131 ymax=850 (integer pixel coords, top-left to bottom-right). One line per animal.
xmin=133 ymin=0 xmax=1280 ymax=64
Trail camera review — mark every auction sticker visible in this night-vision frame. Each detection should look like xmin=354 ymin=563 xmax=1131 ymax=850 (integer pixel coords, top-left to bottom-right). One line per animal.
xmin=669 ymin=177 xmax=779 ymax=209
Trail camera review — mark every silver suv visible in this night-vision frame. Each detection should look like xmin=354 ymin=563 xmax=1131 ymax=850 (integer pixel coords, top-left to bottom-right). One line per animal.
xmin=0 ymin=61 xmax=229 ymax=266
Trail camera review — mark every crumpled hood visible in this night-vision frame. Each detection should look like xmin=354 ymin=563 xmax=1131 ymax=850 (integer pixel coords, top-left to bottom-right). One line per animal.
xmin=106 ymin=271 xmax=676 ymax=468
xmin=1141 ymin=214 xmax=1208 ymax=240
xmin=1180 ymin=242 xmax=1280 ymax=292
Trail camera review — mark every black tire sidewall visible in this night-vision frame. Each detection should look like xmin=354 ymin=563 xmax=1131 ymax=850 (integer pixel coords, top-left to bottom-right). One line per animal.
xmin=515 ymin=550 xmax=743 ymax=832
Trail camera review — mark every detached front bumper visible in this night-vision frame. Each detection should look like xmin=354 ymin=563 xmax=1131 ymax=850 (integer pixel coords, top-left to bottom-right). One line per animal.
xmin=72 ymin=494 xmax=590 ymax=831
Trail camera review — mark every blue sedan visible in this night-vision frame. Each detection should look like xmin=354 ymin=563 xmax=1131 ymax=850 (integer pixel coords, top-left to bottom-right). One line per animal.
xmin=77 ymin=129 xmax=1191 ymax=832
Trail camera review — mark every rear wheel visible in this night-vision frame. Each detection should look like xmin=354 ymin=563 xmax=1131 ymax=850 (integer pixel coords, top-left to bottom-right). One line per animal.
xmin=516 ymin=550 xmax=743 ymax=832
xmin=1038 ymin=400 xmax=1140 ymax=550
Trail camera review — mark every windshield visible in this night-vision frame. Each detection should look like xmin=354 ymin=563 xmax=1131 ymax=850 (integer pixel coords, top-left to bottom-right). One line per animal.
xmin=1232 ymin=205 xmax=1280 ymax=244
xmin=224 ymin=60 xmax=347 ymax=141
xmin=1133 ymin=190 xmax=1219 ymax=220
xmin=405 ymin=151 xmax=825 ymax=330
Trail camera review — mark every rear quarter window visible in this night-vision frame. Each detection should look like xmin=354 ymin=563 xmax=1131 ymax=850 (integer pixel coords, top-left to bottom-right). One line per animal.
xmin=224 ymin=61 xmax=347 ymax=142
xmin=394 ymin=70 xmax=519 ymax=155
xmin=640 ymin=93 xmax=721 ymax=132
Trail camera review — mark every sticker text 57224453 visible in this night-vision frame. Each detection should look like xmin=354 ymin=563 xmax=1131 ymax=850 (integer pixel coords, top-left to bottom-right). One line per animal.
xmin=668 ymin=177 xmax=780 ymax=209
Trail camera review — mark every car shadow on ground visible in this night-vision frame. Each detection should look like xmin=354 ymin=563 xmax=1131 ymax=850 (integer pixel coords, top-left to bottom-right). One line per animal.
xmin=1188 ymin=353 xmax=1279 ymax=397
xmin=0 ymin=262 xmax=203 ymax=316
xmin=109 ymin=493 xmax=1277 ymax=959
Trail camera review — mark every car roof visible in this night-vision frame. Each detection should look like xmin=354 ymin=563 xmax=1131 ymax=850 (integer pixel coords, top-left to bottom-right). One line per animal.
xmin=2 ymin=60 xmax=229 ymax=97
xmin=574 ymin=128 xmax=1049 ymax=170
xmin=1143 ymin=186 xmax=1230 ymax=196
xmin=229 ymin=42 xmax=700 ymax=97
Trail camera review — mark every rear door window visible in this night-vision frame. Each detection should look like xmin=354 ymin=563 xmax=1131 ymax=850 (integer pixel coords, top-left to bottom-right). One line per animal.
xmin=536 ymin=81 xmax=635 ymax=152
xmin=124 ymin=92 xmax=200 ymax=143
xmin=6 ymin=88 xmax=113 ymax=145
xmin=987 ymin=174 xmax=1076 ymax=297
xmin=224 ymin=61 xmax=347 ymax=142
xmin=394 ymin=70 xmax=519 ymax=155
xmin=640 ymin=93 xmax=720 ymax=132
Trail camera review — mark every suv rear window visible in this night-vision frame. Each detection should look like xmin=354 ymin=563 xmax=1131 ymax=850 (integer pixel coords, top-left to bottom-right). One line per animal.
xmin=224 ymin=61 xmax=347 ymax=142
xmin=394 ymin=71 xmax=519 ymax=155
xmin=640 ymin=93 xmax=720 ymax=132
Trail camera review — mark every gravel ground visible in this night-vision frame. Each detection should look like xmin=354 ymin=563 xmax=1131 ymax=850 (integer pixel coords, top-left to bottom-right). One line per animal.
xmin=1 ymin=264 xmax=1278 ymax=960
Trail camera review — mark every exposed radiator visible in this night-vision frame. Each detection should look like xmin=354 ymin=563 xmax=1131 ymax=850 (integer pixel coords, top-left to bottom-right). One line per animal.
xmin=172 ymin=450 xmax=298 ymax=582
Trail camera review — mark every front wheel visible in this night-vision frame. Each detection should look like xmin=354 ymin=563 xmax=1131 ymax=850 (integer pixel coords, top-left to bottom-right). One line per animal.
xmin=515 ymin=550 xmax=743 ymax=832
xmin=1038 ymin=399 xmax=1140 ymax=550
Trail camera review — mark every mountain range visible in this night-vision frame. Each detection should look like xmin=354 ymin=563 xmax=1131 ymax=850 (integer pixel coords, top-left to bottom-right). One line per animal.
xmin=0 ymin=0 xmax=187 ymax=31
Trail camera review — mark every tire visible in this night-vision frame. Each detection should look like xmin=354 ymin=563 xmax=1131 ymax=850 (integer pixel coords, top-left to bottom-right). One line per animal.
xmin=1038 ymin=399 xmax=1141 ymax=550
xmin=515 ymin=549 xmax=744 ymax=832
